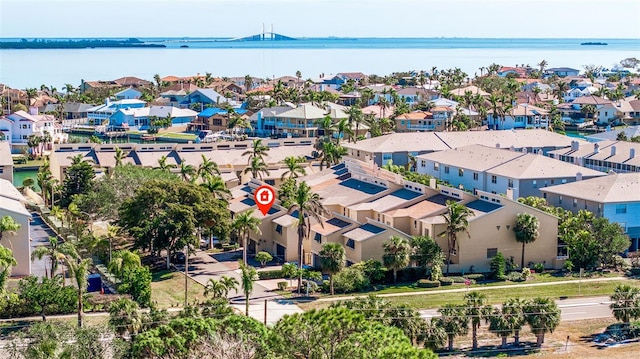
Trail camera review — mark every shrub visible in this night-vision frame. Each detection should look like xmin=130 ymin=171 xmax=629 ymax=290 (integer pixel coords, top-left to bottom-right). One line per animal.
xmin=439 ymin=277 xmax=453 ymax=286
xmin=533 ymin=262 xmax=545 ymax=273
xmin=490 ymin=252 xmax=506 ymax=280
xmin=258 ymin=269 xmax=284 ymax=280
xmin=255 ymin=251 xmax=273 ymax=267
xmin=416 ymin=279 xmax=441 ymax=288
xmin=352 ymin=260 xmax=387 ymax=283
xmin=465 ymin=274 xmax=485 ymax=281
xmin=430 ymin=264 xmax=443 ymax=282
xmin=447 ymin=276 xmax=466 ymax=283
xmin=276 ymin=281 xmax=288 ymax=291
xmin=521 ymin=267 xmax=532 ymax=280
xmin=332 ymin=267 xmax=370 ymax=293
xmin=117 ymin=266 xmax=152 ymax=307
xmin=505 ymin=271 xmax=525 ymax=282
xmin=563 ymin=259 xmax=575 ymax=272
xmin=302 ymin=280 xmax=319 ymax=293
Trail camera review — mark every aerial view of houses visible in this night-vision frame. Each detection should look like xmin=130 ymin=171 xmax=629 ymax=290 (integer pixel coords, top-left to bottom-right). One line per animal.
xmin=1 ymin=1 xmax=640 ymax=354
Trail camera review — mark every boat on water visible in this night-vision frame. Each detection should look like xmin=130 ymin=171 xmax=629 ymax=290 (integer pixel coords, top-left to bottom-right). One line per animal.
xmin=580 ymin=42 xmax=608 ymax=46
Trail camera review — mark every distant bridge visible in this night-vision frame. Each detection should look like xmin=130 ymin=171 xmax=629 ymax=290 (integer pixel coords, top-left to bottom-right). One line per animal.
xmin=227 ymin=31 xmax=297 ymax=42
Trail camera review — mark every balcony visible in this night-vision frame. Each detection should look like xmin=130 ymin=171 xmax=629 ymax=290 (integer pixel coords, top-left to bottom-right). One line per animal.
xmin=407 ymin=124 xmax=435 ymax=130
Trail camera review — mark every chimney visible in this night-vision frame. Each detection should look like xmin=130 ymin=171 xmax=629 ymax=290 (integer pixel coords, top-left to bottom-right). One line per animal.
xmin=506 ymin=188 xmax=514 ymax=200
xmin=594 ymin=143 xmax=599 ymax=154
xmin=496 ymin=143 xmax=501 ymax=149
xmin=28 ymin=106 xmax=38 ymax=115
xmin=631 ymin=148 xmax=636 ymax=159
xmin=522 ymin=147 xmax=528 ymax=154
xmin=611 ymin=146 xmax=616 ymax=156
xmin=576 ymin=172 xmax=583 ymax=181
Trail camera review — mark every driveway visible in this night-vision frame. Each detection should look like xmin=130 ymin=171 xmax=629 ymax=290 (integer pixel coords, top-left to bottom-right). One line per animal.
xmin=184 ymin=249 xmax=302 ymax=324
xmin=29 ymin=212 xmax=58 ymax=278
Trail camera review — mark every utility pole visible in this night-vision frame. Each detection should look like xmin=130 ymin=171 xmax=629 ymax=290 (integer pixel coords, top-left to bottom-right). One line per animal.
xmin=264 ymin=300 xmax=267 ymax=325
xmin=184 ymin=245 xmax=189 ymax=308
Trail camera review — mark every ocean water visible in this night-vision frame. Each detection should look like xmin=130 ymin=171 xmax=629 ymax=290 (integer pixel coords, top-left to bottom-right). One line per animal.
xmin=1 ymin=37 xmax=638 ymax=89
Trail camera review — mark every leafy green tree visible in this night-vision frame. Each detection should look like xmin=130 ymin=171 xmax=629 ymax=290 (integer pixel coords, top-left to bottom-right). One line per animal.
xmin=383 ymin=236 xmax=411 ymax=284
xmin=240 ymin=262 xmax=258 ymax=316
xmin=411 ymin=235 xmax=444 ymax=276
xmin=464 ymin=291 xmax=492 ymax=350
xmin=109 ymin=297 xmax=143 ymax=337
xmin=0 ymin=245 xmax=16 ymax=293
xmin=513 ymin=212 xmax=540 ymax=269
xmin=31 ymin=236 xmax=78 ymax=279
xmin=118 ymin=266 xmax=152 ymax=307
xmin=255 ymin=251 xmax=273 ymax=267
xmin=320 ymin=242 xmax=345 ymax=295
xmin=282 ymin=180 xmax=329 ymax=293
xmin=610 ymin=284 xmax=640 ymax=324
xmin=0 ymin=215 xmax=21 ymax=244
xmin=233 ymin=209 xmax=262 ymax=264
xmin=436 ymin=304 xmax=469 ymax=351
xmin=107 ymin=249 xmax=141 ymax=278
xmin=119 ymin=180 xmax=230 ymax=268
xmin=281 ymin=262 xmax=300 ymax=288
xmin=489 ymin=251 xmax=506 ymax=280
xmin=524 ymin=297 xmax=561 ymax=347
xmin=440 ymin=200 xmax=475 ymax=274
xmin=60 ymin=155 xmax=95 ymax=208
xmin=18 ymin=275 xmax=76 ymax=321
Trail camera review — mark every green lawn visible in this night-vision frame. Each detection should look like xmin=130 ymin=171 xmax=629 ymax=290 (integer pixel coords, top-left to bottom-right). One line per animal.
xmin=157 ymin=133 xmax=197 ymax=140
xmin=14 ymin=159 xmax=44 ymax=168
xmin=150 ymin=269 xmax=208 ymax=309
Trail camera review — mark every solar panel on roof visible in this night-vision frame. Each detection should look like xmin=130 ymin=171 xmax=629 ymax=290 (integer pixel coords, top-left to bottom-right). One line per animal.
xmin=361 ymin=223 xmax=385 ymax=234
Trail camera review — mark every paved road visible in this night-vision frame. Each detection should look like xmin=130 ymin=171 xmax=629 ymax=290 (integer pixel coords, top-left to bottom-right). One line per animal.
xmin=28 ymin=212 xmax=58 ymax=278
xmin=419 ymin=295 xmax=613 ymax=322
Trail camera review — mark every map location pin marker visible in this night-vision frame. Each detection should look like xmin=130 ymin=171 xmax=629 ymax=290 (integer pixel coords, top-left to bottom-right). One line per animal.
xmin=254 ymin=185 xmax=276 ymax=215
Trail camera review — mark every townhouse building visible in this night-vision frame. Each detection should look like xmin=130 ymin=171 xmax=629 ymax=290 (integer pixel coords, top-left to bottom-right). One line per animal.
xmin=548 ymin=140 xmax=640 ymax=173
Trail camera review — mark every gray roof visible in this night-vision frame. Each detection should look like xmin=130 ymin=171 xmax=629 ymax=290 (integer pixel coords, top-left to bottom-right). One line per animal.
xmin=585 ymin=126 xmax=640 ymax=141
xmin=540 ymin=173 xmax=640 ymax=203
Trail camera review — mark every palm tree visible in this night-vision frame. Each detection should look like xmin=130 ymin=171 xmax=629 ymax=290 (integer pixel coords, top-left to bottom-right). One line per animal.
xmin=513 ymin=213 xmax=540 ymax=269
xmin=0 ymin=246 xmax=16 ymax=293
xmin=503 ymin=297 xmax=527 ymax=345
xmin=319 ymin=242 xmax=345 ymax=295
xmin=178 ymin=161 xmax=196 ymax=182
xmin=382 ymin=236 xmax=411 ymax=284
xmin=420 ymin=319 xmax=447 ymax=351
xmin=66 ymin=257 xmax=91 ymax=327
xmin=156 ymin=155 xmax=176 ymax=172
xmin=437 ymin=304 xmax=469 ymax=351
xmin=281 ymin=156 xmax=306 ymax=180
xmin=581 ymin=104 xmax=597 ymax=120
xmin=524 ymin=297 xmax=561 ymax=347
xmin=200 ymin=175 xmax=231 ymax=201
xmin=610 ymin=284 xmax=640 ymax=324
xmin=197 ymin=154 xmax=220 ymax=181
xmin=537 ymin=60 xmax=548 ymax=76
xmin=464 ymin=291 xmax=492 ymax=350
xmin=31 ymin=236 xmax=77 ymax=279
xmin=348 ymin=104 xmax=364 ymax=142
xmin=25 ymin=88 xmax=38 ymax=107
xmin=232 ymin=210 xmax=262 ymax=264
xmin=284 ymin=181 xmax=328 ymax=293
xmin=0 ymin=216 xmax=21 ymax=248
xmin=244 ymin=156 xmax=270 ymax=180
xmin=109 ymin=298 xmax=142 ymax=338
xmin=242 ymin=139 xmax=270 ymax=165
xmin=113 ymin=147 xmax=127 ymax=168
xmin=335 ymin=117 xmax=353 ymax=143
xmin=439 ymin=201 xmax=475 ymax=274
xmin=204 ymin=278 xmax=227 ymax=298
xmin=220 ymin=275 xmax=239 ymax=297
xmin=316 ymin=115 xmax=336 ymax=139
xmin=107 ymin=250 xmax=141 ymax=278
xmin=239 ymin=262 xmax=258 ymax=316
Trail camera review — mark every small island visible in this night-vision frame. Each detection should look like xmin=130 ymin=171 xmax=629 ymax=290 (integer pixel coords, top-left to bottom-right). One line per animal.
xmin=580 ymin=42 xmax=608 ymax=46
xmin=0 ymin=38 xmax=166 ymax=49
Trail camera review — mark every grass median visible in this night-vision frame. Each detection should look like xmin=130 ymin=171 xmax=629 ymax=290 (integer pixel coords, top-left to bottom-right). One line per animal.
xmin=151 ymin=269 xmax=207 ymax=309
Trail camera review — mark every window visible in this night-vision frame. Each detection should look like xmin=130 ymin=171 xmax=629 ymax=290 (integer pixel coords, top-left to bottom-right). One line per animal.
xmin=491 ymin=175 xmax=497 ymax=184
xmin=573 ymin=199 xmax=577 ymax=208
xmin=401 ymin=120 xmax=405 ymax=125
xmin=473 ymin=173 xmax=479 ymax=180
xmin=421 ymin=160 xmax=426 ymax=167
xmin=266 ymin=179 xmax=275 ymax=185
xmin=382 ymin=153 xmax=392 ymax=162
xmin=532 ymin=180 xmax=537 ymax=188
xmin=0 ymin=168 xmax=3 ymax=174
xmin=346 ymin=239 xmax=355 ymax=249
xmin=314 ymin=233 xmax=321 ymax=243
xmin=275 ymin=225 xmax=282 ymax=234
xmin=357 ymin=151 xmax=360 ymax=157
xmin=434 ymin=162 xmax=439 ymax=170
xmin=487 ymin=248 xmax=498 ymax=259
xmin=458 ymin=168 xmax=464 ymax=177
xmin=444 ymin=166 xmax=450 ymax=174
xmin=508 ymin=179 xmax=514 ymax=188
xmin=414 ymin=220 xmax=417 ymax=229
xmin=616 ymin=204 xmax=627 ymax=214
xmin=559 ymin=195 xmax=563 ymax=204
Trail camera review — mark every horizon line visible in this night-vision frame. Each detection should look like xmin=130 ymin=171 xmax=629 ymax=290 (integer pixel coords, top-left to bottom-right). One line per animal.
xmin=1 ymin=36 xmax=639 ymax=40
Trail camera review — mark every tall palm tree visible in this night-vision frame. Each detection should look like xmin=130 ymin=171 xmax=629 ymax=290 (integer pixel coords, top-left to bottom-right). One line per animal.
xmin=244 ymin=156 xmax=270 ymax=180
xmin=315 ymin=115 xmax=336 ymax=139
xmin=610 ymin=284 xmax=640 ymax=324
xmin=31 ymin=236 xmax=77 ymax=279
xmin=281 ymin=156 xmax=306 ymax=180
xmin=503 ymin=297 xmax=526 ymax=345
xmin=156 ymin=155 xmax=176 ymax=172
xmin=107 ymin=250 xmax=141 ymax=278
xmin=581 ymin=104 xmax=597 ymax=120
xmin=178 ymin=161 xmax=196 ymax=182
xmin=232 ymin=210 xmax=262 ymax=264
xmin=347 ymin=104 xmax=364 ymax=142
xmin=113 ymin=147 xmax=127 ymax=168
xmin=334 ymin=117 xmax=353 ymax=144
xmin=439 ymin=201 xmax=475 ymax=274
xmin=0 ymin=246 xmax=16 ymax=293
xmin=382 ymin=236 xmax=411 ymax=284
xmin=437 ymin=304 xmax=469 ymax=351
xmin=537 ymin=60 xmax=548 ymax=76
xmin=513 ymin=213 xmax=540 ymax=269
xmin=284 ymin=181 xmax=328 ymax=293
xmin=242 ymin=139 xmax=270 ymax=165
xmin=464 ymin=291 xmax=492 ymax=350
xmin=239 ymin=262 xmax=258 ymax=316
xmin=67 ymin=257 xmax=91 ymax=328
xmin=319 ymin=242 xmax=345 ymax=295
xmin=524 ymin=297 xmax=561 ymax=347
xmin=197 ymin=154 xmax=220 ymax=181
xmin=200 ymin=175 xmax=231 ymax=202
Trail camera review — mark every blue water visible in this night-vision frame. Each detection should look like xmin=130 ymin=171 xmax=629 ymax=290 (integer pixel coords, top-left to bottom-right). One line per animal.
xmin=1 ymin=37 xmax=638 ymax=89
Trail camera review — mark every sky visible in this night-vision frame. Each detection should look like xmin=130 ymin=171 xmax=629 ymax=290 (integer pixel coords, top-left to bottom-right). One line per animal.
xmin=1 ymin=0 xmax=639 ymax=39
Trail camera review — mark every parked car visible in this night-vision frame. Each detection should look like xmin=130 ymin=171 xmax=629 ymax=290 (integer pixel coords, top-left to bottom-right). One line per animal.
xmin=171 ymin=252 xmax=186 ymax=263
